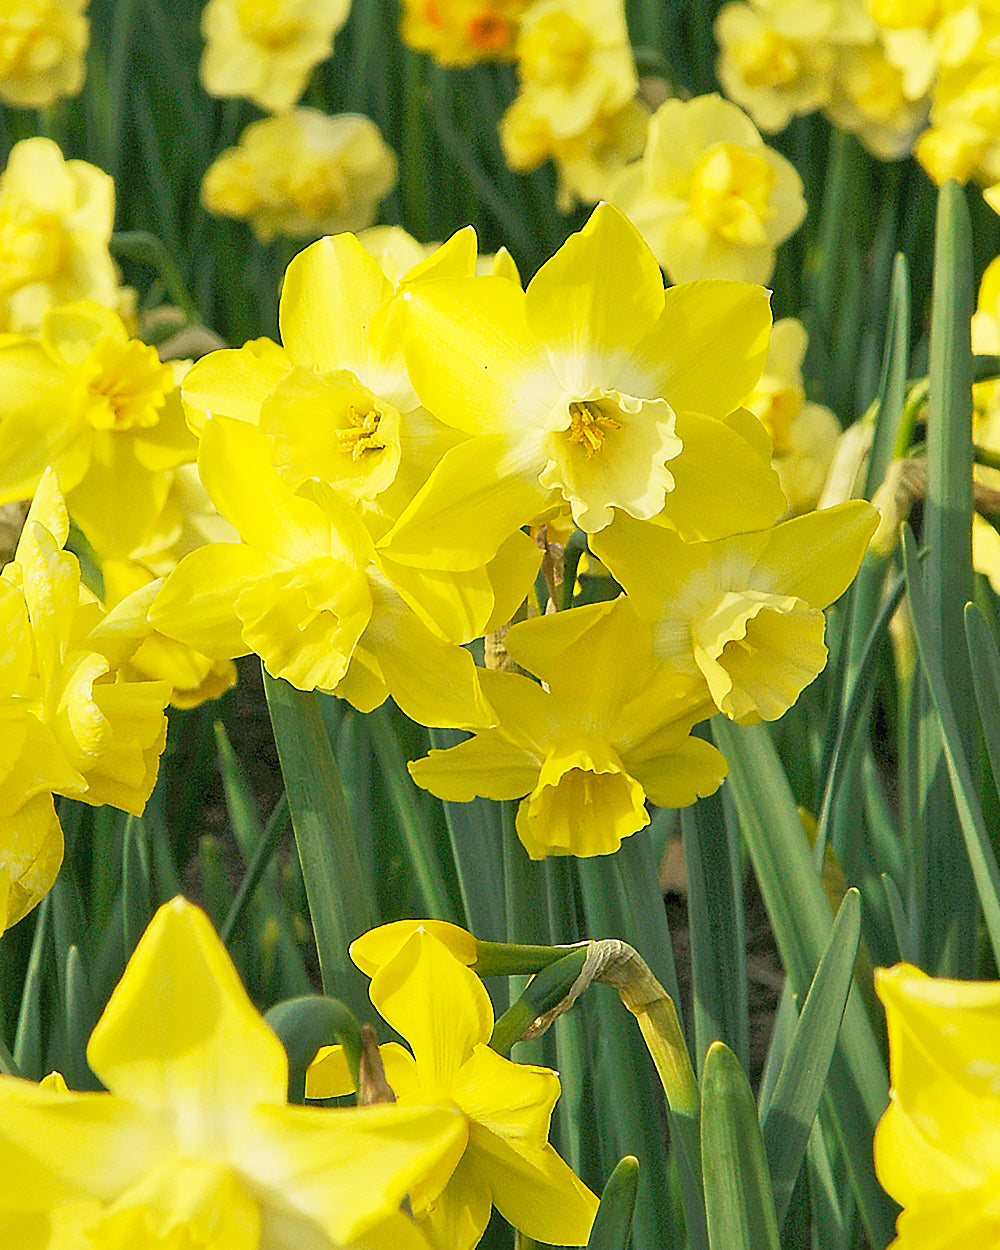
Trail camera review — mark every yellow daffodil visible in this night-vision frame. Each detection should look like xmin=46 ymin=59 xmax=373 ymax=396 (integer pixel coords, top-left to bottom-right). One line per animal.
xmin=199 ymin=0 xmax=350 ymax=111
xmin=0 ymin=138 xmax=121 ymax=334
xmin=0 ymin=897 xmax=464 ymax=1247
xmin=501 ymin=0 xmax=638 ymax=155
xmin=0 ymin=0 xmax=88 ymax=109
xmin=875 ymin=963 xmax=1000 ymax=1247
xmin=201 ymin=109 xmax=399 ymax=244
xmin=409 ymin=597 xmax=726 ymax=857
xmin=590 ymin=500 xmax=878 ymax=724
xmin=400 ymin=0 xmax=531 ymax=66
xmin=827 ymin=40 xmax=928 ymax=160
xmin=609 ymin=93 xmax=807 ymax=284
xmin=0 ymin=469 xmax=170 ymax=930
xmin=916 ymin=56 xmax=1000 ymax=186
xmin=867 ymin=0 xmax=981 ymax=101
xmin=389 ymin=201 xmax=785 ymax=572
xmin=149 ymin=415 xmax=495 ymax=729
xmin=714 ymin=1 xmax=836 ymax=133
xmin=0 ymin=300 xmax=197 ymax=559
xmin=308 ymin=927 xmax=598 ymax=1249
xmin=350 ymin=919 xmax=479 ymax=975
xmin=745 ymin=317 xmax=841 ymax=514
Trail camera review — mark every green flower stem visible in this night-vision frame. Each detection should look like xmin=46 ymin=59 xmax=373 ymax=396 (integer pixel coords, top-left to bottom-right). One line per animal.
xmin=475 ymin=940 xmax=582 ymax=976
xmin=488 ymin=948 xmax=589 ymax=1056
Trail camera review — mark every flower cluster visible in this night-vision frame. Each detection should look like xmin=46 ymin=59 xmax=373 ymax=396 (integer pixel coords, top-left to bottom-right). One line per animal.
xmin=199 ymin=0 xmax=398 ymax=241
xmin=150 ymin=201 xmax=877 ymax=859
xmin=715 ymin=0 xmax=1000 ymax=206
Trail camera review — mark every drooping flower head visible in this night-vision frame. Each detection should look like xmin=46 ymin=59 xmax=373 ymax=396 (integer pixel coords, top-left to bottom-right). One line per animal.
xmin=308 ymin=926 xmax=598 ymax=1249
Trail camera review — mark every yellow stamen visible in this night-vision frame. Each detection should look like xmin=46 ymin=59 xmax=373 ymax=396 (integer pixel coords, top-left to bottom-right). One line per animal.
xmin=567 ymin=400 xmax=621 ymax=459
xmin=335 ymin=404 xmax=386 ymax=460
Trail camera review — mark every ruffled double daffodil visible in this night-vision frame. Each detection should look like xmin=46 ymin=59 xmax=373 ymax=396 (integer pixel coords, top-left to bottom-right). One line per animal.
xmin=1 ymin=469 xmax=170 ymax=931
xmin=409 ymin=595 xmax=727 ymax=857
xmin=307 ymin=925 xmax=598 ymax=1250
xmin=875 ymin=963 xmax=1000 ymax=1248
xmin=0 ymin=300 xmax=197 ymax=559
xmin=591 ymin=501 xmax=878 ymax=724
xmin=0 ymin=897 xmax=463 ymax=1248
xmin=381 ymin=200 xmax=787 ymax=574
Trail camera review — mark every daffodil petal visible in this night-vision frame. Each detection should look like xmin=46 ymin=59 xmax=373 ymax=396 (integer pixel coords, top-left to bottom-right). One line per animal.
xmin=465 ymin=1124 xmax=598 ymax=1246
xmin=369 ymin=929 xmax=494 ymax=1085
xmin=87 ymin=896 xmax=289 ymax=1114
xmin=350 ymin=921 xmax=478 ymax=977
xmin=382 ymin=433 xmax=550 ymax=571
xmin=280 ymin=232 xmax=393 ymax=376
xmin=638 ymin=280 xmax=772 ymax=417
xmin=627 ymin=730 xmax=728 ymax=807
xmin=408 ymin=732 xmax=539 ymax=802
xmin=658 ymin=409 xmax=786 ymax=540
xmin=150 ymin=544 xmax=272 ymax=659
xmin=755 ymin=500 xmax=879 ymax=606
xmin=181 ymin=339 xmax=292 ymax=433
xmin=525 ymin=203 xmax=665 ymax=366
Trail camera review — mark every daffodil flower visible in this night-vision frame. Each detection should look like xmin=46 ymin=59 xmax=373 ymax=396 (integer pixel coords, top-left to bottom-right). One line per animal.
xmin=307 ymin=927 xmax=598 ymax=1250
xmin=590 ymin=500 xmax=878 ymax=724
xmin=0 ymin=300 xmax=197 ymax=558
xmin=408 ymin=596 xmax=726 ymax=857
xmin=385 ymin=201 xmax=786 ymax=571
xmin=0 ymin=469 xmax=170 ymax=930
xmin=875 ymin=963 xmax=1000 ymax=1248
xmin=0 ymin=897 xmax=463 ymax=1248
xmin=149 ymin=415 xmax=494 ymax=729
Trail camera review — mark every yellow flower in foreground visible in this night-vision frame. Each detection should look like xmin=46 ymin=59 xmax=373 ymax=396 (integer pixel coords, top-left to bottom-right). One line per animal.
xmin=609 ymin=93 xmax=806 ymax=284
xmin=389 ymin=201 xmax=785 ymax=571
xmin=200 ymin=0 xmax=349 ymax=111
xmin=149 ymin=415 xmax=494 ymax=729
xmin=202 ymin=109 xmax=398 ymax=244
xmin=308 ymin=927 xmax=598 ymax=1249
xmin=0 ymin=897 xmax=463 ymax=1247
xmin=590 ymin=501 xmax=878 ymax=724
xmin=0 ymin=300 xmax=197 ymax=559
xmin=0 ymin=137 xmax=120 ymax=333
xmin=0 ymin=0 xmax=88 ymax=109
xmin=875 ymin=963 xmax=1000 ymax=1247
xmin=409 ymin=597 xmax=726 ymax=857
xmin=0 ymin=470 xmax=170 ymax=931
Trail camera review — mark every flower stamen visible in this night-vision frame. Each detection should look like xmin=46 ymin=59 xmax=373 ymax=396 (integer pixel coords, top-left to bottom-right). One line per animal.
xmin=567 ymin=399 xmax=621 ymax=458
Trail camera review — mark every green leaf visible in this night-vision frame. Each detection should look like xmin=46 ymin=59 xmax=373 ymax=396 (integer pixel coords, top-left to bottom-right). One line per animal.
xmin=965 ymin=602 xmax=1000 ymax=802
xmin=587 ymin=1156 xmax=641 ymax=1250
xmin=682 ymin=792 xmax=748 ymax=1075
xmin=713 ymin=718 xmax=895 ymax=1247
xmin=262 ymin=670 xmax=376 ymax=1017
xmin=917 ymin=179 xmax=977 ymax=976
xmin=265 ymin=995 xmax=364 ymax=1105
xmin=701 ymin=1042 xmax=780 ymax=1250
xmin=902 ymin=529 xmax=1000 ymax=966
xmin=760 ymin=889 xmax=862 ymax=1229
